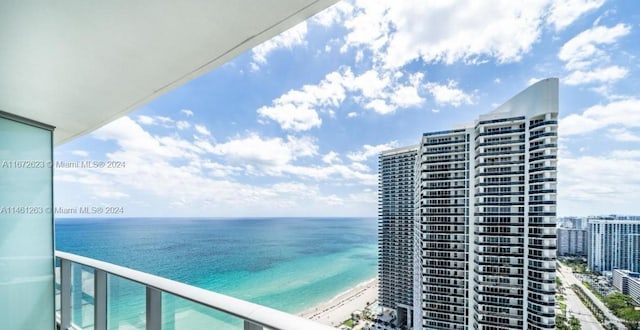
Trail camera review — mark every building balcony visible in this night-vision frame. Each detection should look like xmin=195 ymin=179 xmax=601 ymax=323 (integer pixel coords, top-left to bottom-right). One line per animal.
xmin=55 ymin=251 xmax=334 ymax=330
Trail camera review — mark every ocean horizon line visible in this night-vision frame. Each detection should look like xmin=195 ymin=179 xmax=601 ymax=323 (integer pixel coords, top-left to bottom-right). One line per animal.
xmin=55 ymin=216 xmax=377 ymax=222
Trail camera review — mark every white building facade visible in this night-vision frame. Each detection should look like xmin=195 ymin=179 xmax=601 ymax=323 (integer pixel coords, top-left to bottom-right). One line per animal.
xmin=412 ymin=78 xmax=558 ymax=330
xmin=588 ymin=217 xmax=640 ymax=273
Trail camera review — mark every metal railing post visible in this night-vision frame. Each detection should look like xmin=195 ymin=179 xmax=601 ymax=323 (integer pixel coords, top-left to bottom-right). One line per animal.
xmin=60 ymin=259 xmax=71 ymax=330
xmin=94 ymin=269 xmax=108 ymax=330
xmin=146 ymin=287 xmax=162 ymax=330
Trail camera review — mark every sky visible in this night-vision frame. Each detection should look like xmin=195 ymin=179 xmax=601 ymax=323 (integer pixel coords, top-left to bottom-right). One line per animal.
xmin=54 ymin=0 xmax=640 ymax=218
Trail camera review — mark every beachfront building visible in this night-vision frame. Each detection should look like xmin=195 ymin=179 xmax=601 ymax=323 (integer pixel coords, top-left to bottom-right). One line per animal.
xmin=409 ymin=78 xmax=559 ymax=330
xmin=378 ymin=146 xmax=419 ymax=329
xmin=414 ymin=127 xmax=473 ymax=329
xmin=588 ymin=216 xmax=640 ymax=273
xmin=557 ymin=228 xmax=587 ymax=256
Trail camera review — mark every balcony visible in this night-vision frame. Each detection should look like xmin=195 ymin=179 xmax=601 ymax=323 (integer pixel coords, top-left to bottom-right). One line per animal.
xmin=55 ymin=251 xmax=334 ymax=330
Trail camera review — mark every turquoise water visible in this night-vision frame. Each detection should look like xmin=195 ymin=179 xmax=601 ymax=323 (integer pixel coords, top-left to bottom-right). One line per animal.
xmin=55 ymin=217 xmax=377 ymax=329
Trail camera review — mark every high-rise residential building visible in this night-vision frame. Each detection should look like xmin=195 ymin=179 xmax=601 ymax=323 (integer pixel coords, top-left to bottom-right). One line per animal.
xmin=557 ymin=228 xmax=588 ymax=256
xmin=588 ymin=216 xmax=640 ymax=273
xmin=612 ymin=269 xmax=640 ymax=304
xmin=410 ymin=78 xmax=558 ymax=330
xmin=413 ymin=127 xmax=473 ymax=329
xmin=378 ymin=145 xmax=419 ymax=329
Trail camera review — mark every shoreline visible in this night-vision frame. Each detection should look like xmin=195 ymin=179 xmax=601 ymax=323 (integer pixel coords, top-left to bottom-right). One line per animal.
xmin=299 ymin=277 xmax=378 ymax=327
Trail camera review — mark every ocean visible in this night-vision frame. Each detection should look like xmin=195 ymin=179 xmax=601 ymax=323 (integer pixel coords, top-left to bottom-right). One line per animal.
xmin=55 ymin=217 xmax=378 ymax=329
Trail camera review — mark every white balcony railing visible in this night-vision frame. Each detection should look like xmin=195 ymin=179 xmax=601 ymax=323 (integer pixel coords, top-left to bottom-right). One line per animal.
xmin=55 ymin=251 xmax=335 ymax=330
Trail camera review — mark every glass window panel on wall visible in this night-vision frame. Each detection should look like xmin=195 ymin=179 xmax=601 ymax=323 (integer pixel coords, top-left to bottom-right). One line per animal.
xmin=0 ymin=111 xmax=55 ymax=329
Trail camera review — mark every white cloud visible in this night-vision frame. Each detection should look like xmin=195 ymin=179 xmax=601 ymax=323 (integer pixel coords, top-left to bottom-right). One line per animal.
xmin=338 ymin=0 xmax=558 ymax=68
xmin=135 ymin=114 xmax=187 ymax=129
xmin=364 ymin=99 xmax=395 ymax=115
xmin=607 ymin=128 xmax=640 ymax=142
xmin=426 ymin=80 xmax=474 ymax=107
xmin=137 ymin=115 xmax=155 ymax=125
xmin=348 ymin=189 xmax=377 ymax=204
xmin=347 ymin=141 xmax=399 ymax=162
xmin=547 ymin=0 xmax=605 ymax=31
xmin=346 ymin=68 xmax=426 ymax=114
xmin=557 ymin=23 xmax=631 ymax=88
xmin=258 ymin=66 xmax=429 ymax=129
xmin=563 ymin=65 xmax=628 ymax=85
xmin=390 ymin=85 xmax=424 ymax=108
xmin=348 ymin=69 xmax=388 ymax=98
xmin=558 ymin=23 xmax=631 ymax=71
xmin=256 ymin=69 xmax=350 ymax=131
xmin=212 ymin=133 xmax=317 ymax=167
xmin=194 ymin=124 xmax=212 ymax=136
xmin=311 ymin=1 xmax=354 ymax=27
xmin=257 ymin=103 xmax=322 ymax=131
xmin=58 ymin=117 xmax=377 ymax=216
xmin=350 ymin=162 xmax=370 ymax=172
xmin=322 ymin=151 xmax=341 ymax=164
xmin=71 ymin=150 xmax=89 ymax=157
xmin=347 ymin=112 xmax=358 ymax=118
xmin=252 ymin=21 xmax=308 ymax=65
xmin=319 ymin=194 xmax=344 ymax=205
xmin=560 ymin=98 xmax=640 ymax=136
xmin=281 ymin=163 xmax=377 ymax=185
xmin=559 ymin=155 xmax=640 ymax=214
xmin=176 ymin=120 xmax=191 ymax=130
xmin=312 ymin=0 xmax=610 ymax=70
xmin=200 ymin=161 xmax=242 ymax=177
xmin=180 ymin=109 xmax=194 ymax=117
xmin=609 ymin=149 xmax=640 ymax=159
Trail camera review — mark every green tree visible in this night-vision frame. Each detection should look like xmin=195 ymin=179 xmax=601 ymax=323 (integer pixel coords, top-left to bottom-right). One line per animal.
xmin=568 ymin=315 xmax=580 ymax=330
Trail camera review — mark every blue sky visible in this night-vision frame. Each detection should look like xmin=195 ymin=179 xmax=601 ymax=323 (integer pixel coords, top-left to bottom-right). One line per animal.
xmin=54 ymin=0 xmax=640 ymax=217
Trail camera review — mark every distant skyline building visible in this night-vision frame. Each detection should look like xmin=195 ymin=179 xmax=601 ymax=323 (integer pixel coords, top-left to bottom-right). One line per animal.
xmin=379 ymin=78 xmax=558 ymax=330
xmin=558 ymin=217 xmax=585 ymax=230
xmin=557 ymin=228 xmax=587 ymax=257
xmin=378 ymin=145 xmax=419 ymax=329
xmin=588 ymin=216 xmax=640 ymax=273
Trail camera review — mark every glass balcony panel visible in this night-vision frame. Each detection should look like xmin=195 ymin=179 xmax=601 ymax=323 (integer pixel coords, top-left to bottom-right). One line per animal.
xmin=108 ymin=275 xmax=146 ymax=330
xmin=162 ymin=293 xmax=244 ymax=329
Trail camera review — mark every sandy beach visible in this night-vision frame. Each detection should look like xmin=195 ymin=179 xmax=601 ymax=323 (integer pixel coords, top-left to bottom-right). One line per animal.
xmin=299 ymin=277 xmax=378 ymax=327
